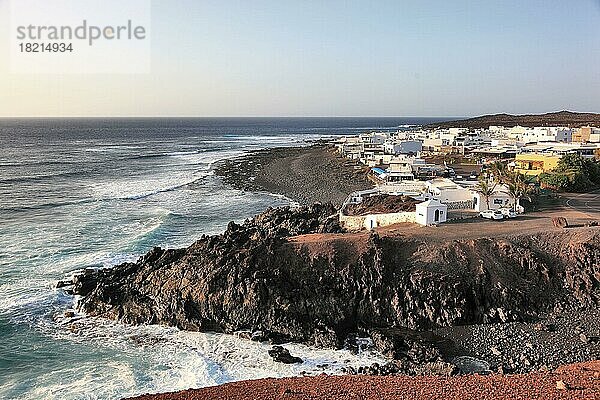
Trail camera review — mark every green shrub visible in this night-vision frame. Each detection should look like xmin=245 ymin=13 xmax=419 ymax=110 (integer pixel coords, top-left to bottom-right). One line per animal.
xmin=539 ymin=173 xmax=572 ymax=190
xmin=539 ymin=154 xmax=600 ymax=192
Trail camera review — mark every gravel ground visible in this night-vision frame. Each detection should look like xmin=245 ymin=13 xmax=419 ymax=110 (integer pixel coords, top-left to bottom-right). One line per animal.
xmin=128 ymin=361 xmax=600 ymax=400
xmin=435 ymin=309 xmax=600 ymax=374
xmin=215 ymin=144 xmax=372 ymax=206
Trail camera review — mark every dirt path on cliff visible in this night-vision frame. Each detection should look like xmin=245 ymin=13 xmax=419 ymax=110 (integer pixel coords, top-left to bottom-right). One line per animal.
xmin=129 ymin=360 xmax=600 ymax=400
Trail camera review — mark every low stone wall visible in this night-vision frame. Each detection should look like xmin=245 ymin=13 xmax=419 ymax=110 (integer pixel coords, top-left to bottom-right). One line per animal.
xmin=445 ymin=200 xmax=475 ymax=210
xmin=378 ymin=182 xmax=427 ymax=195
xmin=340 ymin=211 xmax=416 ymax=230
xmin=339 ymin=214 xmax=368 ymax=230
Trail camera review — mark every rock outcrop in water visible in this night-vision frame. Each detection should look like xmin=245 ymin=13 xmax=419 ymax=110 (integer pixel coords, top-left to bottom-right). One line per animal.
xmin=69 ymin=203 xmax=600 ymax=366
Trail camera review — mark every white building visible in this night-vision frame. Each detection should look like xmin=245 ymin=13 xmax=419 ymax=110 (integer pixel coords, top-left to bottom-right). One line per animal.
xmin=505 ymin=126 xmax=573 ymax=143
xmin=521 ymin=142 xmax=600 ymax=158
xmin=384 ymin=140 xmax=422 ymax=155
xmin=472 ymin=184 xmax=514 ymax=212
xmin=522 ymin=127 xmax=572 ymax=143
xmin=425 ymin=178 xmax=473 ymax=205
xmin=385 ymin=156 xmax=416 ymax=181
xmin=422 ymin=138 xmax=443 ymax=151
xmin=449 ymin=127 xmax=470 ymax=136
xmin=415 ymin=199 xmax=447 ymax=225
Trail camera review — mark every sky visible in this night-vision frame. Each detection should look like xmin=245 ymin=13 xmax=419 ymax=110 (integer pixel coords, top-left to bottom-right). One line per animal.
xmin=0 ymin=0 xmax=599 ymax=117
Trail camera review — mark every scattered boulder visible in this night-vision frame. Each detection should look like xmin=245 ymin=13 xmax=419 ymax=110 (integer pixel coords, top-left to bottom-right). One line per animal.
xmin=251 ymin=331 xmax=268 ymax=342
xmin=552 ymin=217 xmax=569 ymax=228
xmin=556 ymin=380 xmax=569 ymax=390
xmin=56 ymin=280 xmax=73 ymax=289
xmin=452 ymin=356 xmax=491 ymax=374
xmin=367 ymin=329 xmax=458 ymax=376
xmin=268 ymin=346 xmax=302 ymax=364
xmin=234 ymin=331 xmax=252 ymax=340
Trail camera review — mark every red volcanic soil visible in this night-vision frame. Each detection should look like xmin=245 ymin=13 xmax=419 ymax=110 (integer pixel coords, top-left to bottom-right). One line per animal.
xmin=129 ymin=361 xmax=600 ymax=400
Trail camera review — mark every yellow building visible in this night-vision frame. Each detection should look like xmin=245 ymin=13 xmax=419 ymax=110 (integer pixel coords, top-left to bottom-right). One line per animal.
xmin=514 ymin=154 xmax=561 ymax=176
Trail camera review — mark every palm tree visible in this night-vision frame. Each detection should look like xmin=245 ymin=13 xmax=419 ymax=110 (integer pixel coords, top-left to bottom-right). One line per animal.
xmin=474 ymin=176 xmax=497 ymax=210
xmin=505 ymin=172 xmax=533 ymax=211
xmin=488 ymin=161 xmax=509 ymax=184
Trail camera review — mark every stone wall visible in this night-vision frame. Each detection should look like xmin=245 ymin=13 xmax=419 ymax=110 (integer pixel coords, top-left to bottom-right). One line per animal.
xmin=445 ymin=200 xmax=475 ymax=210
xmin=339 ymin=211 xmax=416 ymax=230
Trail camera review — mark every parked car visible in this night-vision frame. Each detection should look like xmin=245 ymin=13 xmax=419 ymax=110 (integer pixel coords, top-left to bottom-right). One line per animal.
xmin=499 ymin=208 xmax=517 ymax=218
xmin=479 ymin=210 xmax=504 ymax=220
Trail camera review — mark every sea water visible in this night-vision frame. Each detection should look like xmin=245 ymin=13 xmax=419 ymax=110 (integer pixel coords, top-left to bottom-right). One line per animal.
xmin=0 ymin=117 xmax=444 ymax=399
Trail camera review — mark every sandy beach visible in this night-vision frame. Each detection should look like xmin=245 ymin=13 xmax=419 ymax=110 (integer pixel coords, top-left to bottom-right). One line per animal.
xmin=215 ymin=144 xmax=372 ymax=206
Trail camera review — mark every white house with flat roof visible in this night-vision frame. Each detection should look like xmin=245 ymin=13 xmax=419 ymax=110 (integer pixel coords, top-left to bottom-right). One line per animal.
xmin=384 ymin=140 xmax=422 ymax=155
xmin=472 ymin=184 xmax=514 ymax=212
xmin=415 ymin=199 xmax=447 ymax=225
xmin=425 ymin=178 xmax=473 ymax=204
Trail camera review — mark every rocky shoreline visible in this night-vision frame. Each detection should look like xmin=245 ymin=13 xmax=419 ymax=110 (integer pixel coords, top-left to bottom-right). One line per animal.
xmin=60 ymin=201 xmax=600 ymax=377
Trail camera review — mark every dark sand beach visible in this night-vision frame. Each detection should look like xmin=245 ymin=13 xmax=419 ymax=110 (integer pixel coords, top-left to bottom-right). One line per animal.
xmin=215 ymin=144 xmax=372 ymax=206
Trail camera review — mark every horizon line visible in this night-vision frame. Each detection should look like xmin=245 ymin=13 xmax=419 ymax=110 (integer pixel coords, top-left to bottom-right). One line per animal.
xmin=0 ymin=110 xmax=596 ymax=119
xmin=0 ymin=115 xmax=464 ymax=119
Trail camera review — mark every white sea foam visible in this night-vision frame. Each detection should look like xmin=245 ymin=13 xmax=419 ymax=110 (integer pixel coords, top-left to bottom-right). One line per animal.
xmin=11 ymin=316 xmax=386 ymax=400
xmin=86 ymin=147 xmax=255 ymax=202
xmin=87 ymin=173 xmax=207 ymax=201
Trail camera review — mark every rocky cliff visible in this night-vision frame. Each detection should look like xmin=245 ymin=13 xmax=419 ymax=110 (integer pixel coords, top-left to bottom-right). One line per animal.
xmin=69 ymin=204 xmax=600 ymax=358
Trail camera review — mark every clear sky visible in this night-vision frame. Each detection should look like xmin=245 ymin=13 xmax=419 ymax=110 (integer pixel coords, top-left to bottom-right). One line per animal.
xmin=0 ymin=0 xmax=599 ymax=117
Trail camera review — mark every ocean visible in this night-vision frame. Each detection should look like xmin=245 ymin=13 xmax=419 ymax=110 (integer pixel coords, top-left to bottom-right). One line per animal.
xmin=0 ymin=117 xmax=446 ymax=399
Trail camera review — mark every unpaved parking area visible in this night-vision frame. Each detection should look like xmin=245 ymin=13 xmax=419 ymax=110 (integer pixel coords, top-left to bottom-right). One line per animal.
xmin=292 ymin=193 xmax=600 ymax=244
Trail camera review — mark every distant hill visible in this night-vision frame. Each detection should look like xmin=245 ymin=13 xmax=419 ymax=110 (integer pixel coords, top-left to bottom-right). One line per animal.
xmin=426 ymin=111 xmax=600 ymax=129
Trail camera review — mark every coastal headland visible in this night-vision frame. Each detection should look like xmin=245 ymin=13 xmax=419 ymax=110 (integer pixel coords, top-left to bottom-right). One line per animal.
xmin=59 ymin=139 xmax=600 ymax=399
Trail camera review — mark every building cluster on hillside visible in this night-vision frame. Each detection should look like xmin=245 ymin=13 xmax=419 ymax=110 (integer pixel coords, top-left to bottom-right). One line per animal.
xmin=334 ymin=124 xmax=600 ymax=230
xmin=336 ymin=125 xmax=600 ymax=165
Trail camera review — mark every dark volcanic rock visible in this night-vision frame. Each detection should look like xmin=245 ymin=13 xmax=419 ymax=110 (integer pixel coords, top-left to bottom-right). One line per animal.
xmin=56 ymin=280 xmax=73 ymax=289
xmin=268 ymin=346 xmax=303 ymax=364
xmin=71 ymin=203 xmax=600 ymax=363
xmin=367 ymin=328 xmax=459 ymax=376
xmin=369 ymin=329 xmax=443 ymax=363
